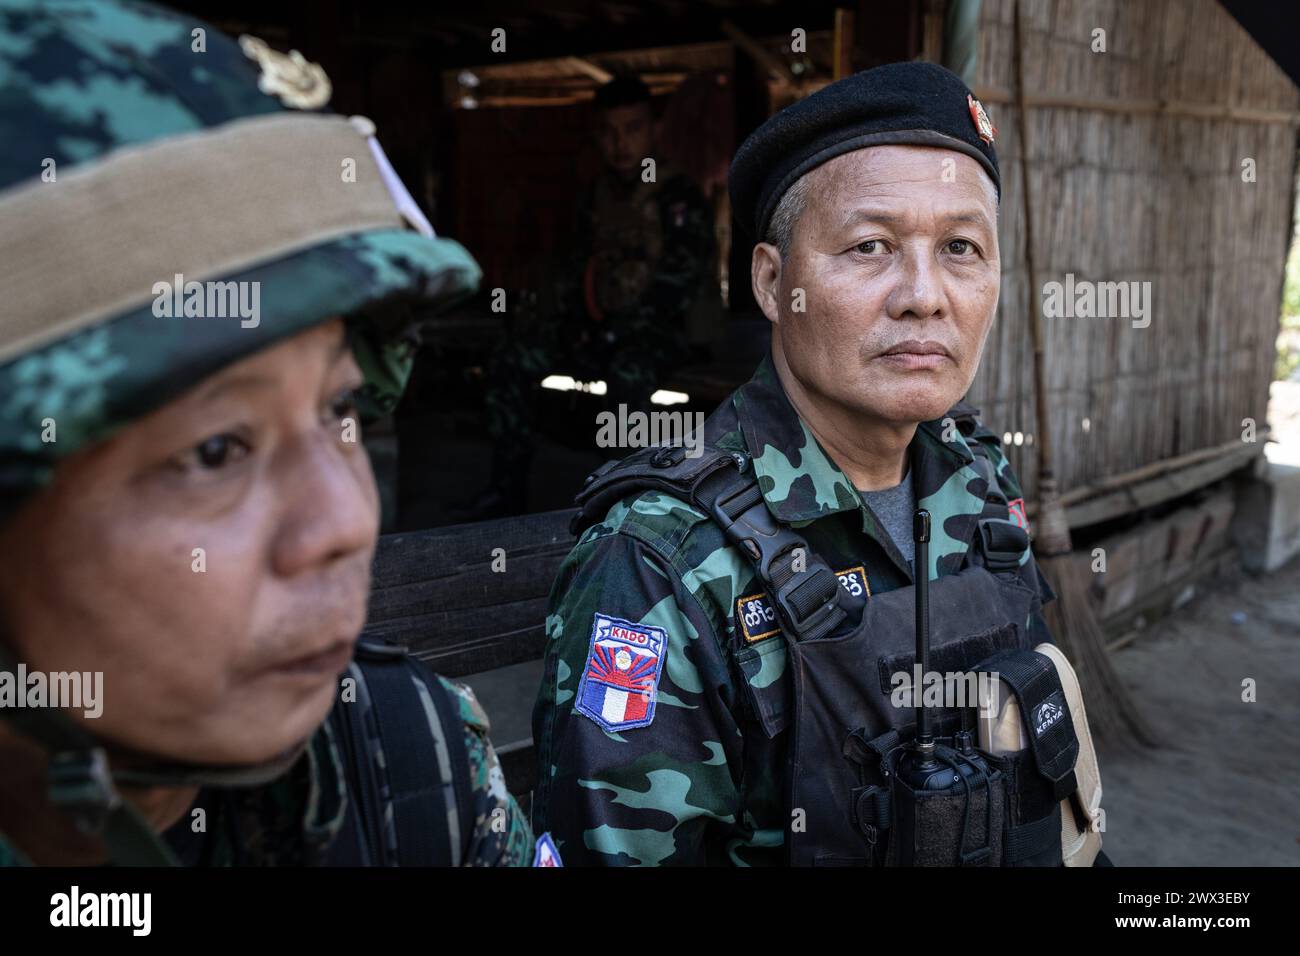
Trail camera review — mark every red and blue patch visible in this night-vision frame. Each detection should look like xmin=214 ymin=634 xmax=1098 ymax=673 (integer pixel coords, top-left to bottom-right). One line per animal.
xmin=1007 ymin=497 xmax=1029 ymax=533
xmin=576 ymin=613 xmax=667 ymax=732
xmin=533 ymin=832 xmax=563 ymax=866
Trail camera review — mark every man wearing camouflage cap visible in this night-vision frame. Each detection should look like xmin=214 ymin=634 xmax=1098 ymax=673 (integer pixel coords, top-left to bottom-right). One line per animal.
xmin=534 ymin=62 xmax=1109 ymax=865
xmin=0 ymin=0 xmax=534 ymax=866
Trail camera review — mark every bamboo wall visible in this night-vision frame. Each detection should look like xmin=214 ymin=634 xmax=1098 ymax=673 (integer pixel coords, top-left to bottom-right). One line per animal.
xmin=966 ymin=0 xmax=1299 ymax=504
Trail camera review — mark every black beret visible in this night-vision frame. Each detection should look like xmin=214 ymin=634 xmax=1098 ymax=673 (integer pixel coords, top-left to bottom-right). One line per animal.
xmin=730 ymin=61 xmax=1000 ymax=241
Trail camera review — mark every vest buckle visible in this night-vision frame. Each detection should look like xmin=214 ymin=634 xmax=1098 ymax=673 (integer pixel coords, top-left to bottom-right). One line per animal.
xmin=975 ymin=517 xmax=1029 ymax=573
xmin=772 ymin=565 xmax=844 ymax=642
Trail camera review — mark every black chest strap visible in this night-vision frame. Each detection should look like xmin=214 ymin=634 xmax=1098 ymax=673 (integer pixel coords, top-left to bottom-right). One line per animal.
xmin=573 ymin=437 xmax=1031 ymax=644
xmin=325 ymin=641 xmax=474 ymax=866
xmin=573 ymin=445 xmax=861 ymax=642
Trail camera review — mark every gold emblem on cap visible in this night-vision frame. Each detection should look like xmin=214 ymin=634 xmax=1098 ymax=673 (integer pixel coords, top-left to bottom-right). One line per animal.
xmin=967 ymin=93 xmax=996 ymax=145
xmin=238 ymin=35 xmax=332 ymax=110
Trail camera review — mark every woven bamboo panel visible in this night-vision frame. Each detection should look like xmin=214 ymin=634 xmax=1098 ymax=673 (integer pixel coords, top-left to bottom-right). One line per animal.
xmin=966 ymin=0 xmax=1299 ymax=501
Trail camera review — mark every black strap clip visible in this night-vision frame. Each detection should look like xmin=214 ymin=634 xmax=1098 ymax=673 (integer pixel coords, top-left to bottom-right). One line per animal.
xmin=773 ymin=565 xmax=844 ymax=642
xmin=700 ymin=462 xmax=850 ymax=642
xmin=975 ymin=517 xmax=1029 ymax=574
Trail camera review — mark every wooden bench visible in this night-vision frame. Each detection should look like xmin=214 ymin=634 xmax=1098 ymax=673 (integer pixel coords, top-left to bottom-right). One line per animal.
xmin=362 ymin=508 xmax=579 ymax=796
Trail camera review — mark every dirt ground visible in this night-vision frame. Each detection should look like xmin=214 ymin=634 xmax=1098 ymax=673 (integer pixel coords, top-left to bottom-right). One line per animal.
xmin=1097 ymin=554 xmax=1300 ymax=866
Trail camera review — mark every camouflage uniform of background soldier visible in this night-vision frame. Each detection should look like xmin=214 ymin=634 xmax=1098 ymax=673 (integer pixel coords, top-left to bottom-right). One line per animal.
xmin=478 ymin=76 xmax=714 ymax=516
xmin=0 ymin=0 xmax=531 ymax=866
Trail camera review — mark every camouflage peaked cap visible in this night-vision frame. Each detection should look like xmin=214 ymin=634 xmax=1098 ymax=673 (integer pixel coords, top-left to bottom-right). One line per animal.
xmin=0 ymin=0 xmax=481 ymax=521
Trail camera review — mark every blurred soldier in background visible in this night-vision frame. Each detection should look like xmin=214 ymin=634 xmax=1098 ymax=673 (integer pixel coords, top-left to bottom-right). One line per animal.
xmin=475 ymin=75 xmax=716 ymax=518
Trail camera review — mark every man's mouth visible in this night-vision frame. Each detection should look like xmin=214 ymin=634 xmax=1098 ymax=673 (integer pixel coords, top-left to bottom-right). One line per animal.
xmin=876 ymin=339 xmax=954 ymax=370
xmin=266 ymin=638 xmax=356 ymax=679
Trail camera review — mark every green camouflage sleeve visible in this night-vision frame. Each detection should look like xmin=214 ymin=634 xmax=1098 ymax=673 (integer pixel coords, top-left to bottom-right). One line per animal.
xmin=532 ymin=500 xmax=751 ymax=866
xmin=442 ymin=678 xmax=535 ymax=866
xmin=967 ymin=421 xmax=1025 ymax=503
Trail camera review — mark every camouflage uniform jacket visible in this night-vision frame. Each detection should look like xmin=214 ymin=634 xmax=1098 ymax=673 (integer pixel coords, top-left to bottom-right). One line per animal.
xmin=532 ymin=354 xmax=1056 ymax=865
xmin=0 ymin=677 xmax=532 ymax=867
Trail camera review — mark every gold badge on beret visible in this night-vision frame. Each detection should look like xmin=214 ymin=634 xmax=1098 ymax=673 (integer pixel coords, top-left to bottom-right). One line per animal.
xmin=238 ymin=35 xmax=332 ymax=110
xmin=967 ymin=93 xmax=996 ymax=145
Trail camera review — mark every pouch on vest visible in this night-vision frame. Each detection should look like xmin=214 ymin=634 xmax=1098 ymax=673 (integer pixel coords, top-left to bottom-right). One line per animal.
xmin=841 ymin=649 xmax=1077 ymax=867
xmin=980 ymin=643 xmax=1104 ymax=866
xmin=970 ymin=647 xmax=1079 ymax=867
xmin=843 ymin=727 xmax=1007 ymax=867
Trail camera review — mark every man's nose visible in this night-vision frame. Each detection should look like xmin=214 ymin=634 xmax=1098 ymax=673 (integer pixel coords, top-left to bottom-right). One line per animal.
xmin=270 ymin=430 xmax=378 ymax=578
xmin=885 ymin=246 xmax=945 ymax=321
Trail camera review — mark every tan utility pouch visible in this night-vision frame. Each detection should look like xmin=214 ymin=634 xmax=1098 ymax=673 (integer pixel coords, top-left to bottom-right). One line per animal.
xmin=1035 ymin=643 xmax=1103 ymax=866
xmin=977 ymin=643 xmax=1103 ymax=866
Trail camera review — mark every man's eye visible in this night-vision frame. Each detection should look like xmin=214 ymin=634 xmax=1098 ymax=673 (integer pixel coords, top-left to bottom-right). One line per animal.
xmin=947 ymin=239 xmax=975 ymax=255
xmin=182 ymin=434 xmax=250 ymax=471
xmin=327 ymin=386 xmax=361 ymax=422
xmin=855 ymin=239 xmax=887 ymax=255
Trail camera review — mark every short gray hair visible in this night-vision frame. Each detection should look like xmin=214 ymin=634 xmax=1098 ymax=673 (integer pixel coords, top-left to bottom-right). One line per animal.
xmin=763 ymin=174 xmax=812 ymax=258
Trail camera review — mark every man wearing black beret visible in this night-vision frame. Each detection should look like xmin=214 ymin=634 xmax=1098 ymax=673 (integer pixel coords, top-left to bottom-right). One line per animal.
xmin=534 ymin=62 xmax=1106 ymax=866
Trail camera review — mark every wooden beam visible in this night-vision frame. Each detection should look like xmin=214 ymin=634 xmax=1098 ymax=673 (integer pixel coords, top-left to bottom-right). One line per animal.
xmin=1025 ymin=437 xmax=1266 ymax=530
xmin=832 ymin=7 xmax=854 ymax=80
xmin=467 ymin=94 xmax=588 ymax=107
xmin=412 ymin=4 xmax=844 ymax=70
xmin=565 ymin=55 xmax=612 ymax=84
xmin=1060 ymin=436 xmax=1266 ymax=506
xmin=460 ymin=85 xmax=679 ymax=109
xmin=721 ymin=18 xmax=793 ymax=91
xmin=920 ymin=0 xmax=944 ymax=64
xmin=974 ymin=86 xmax=1300 ymax=126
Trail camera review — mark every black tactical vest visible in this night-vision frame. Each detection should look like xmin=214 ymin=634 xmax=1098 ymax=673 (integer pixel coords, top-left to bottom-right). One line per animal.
xmin=573 ymin=437 xmax=1082 ymax=867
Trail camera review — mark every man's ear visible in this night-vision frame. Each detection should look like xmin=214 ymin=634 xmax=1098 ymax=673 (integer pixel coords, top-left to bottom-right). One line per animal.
xmin=751 ymin=242 xmax=783 ymax=325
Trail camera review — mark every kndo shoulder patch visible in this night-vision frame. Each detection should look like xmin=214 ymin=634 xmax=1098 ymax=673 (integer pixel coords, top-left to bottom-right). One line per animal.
xmin=737 ymin=566 xmax=871 ymax=642
xmin=576 ymin=613 xmax=667 ymax=732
